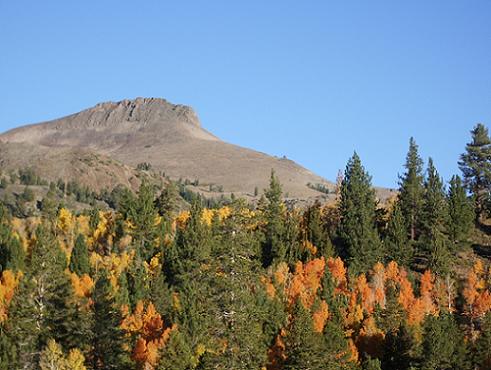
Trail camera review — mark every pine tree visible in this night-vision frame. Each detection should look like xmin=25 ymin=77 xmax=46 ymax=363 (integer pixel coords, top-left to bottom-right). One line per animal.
xmin=115 ymin=272 xmax=130 ymax=308
xmin=447 ymin=175 xmax=474 ymax=246
xmin=0 ymin=326 xmax=17 ymax=370
xmin=165 ymin=197 xmax=211 ymax=284
xmin=322 ymin=320 xmax=356 ymax=370
xmin=90 ymin=272 xmax=130 ymax=370
xmin=363 ymin=356 xmax=382 ymax=370
xmin=0 ymin=206 xmax=25 ymax=273
xmin=167 ymin=202 xmax=273 ymax=369
xmin=126 ymin=255 xmax=149 ymax=309
xmin=69 ymin=234 xmax=90 ymax=276
xmin=338 ymin=153 xmax=382 ymax=274
xmin=459 ymin=123 xmax=491 ymax=221
xmin=399 ymin=137 xmax=425 ymax=241
xmin=420 ymin=313 xmax=469 ymax=370
xmin=0 ymin=225 xmax=24 ymax=273
xmin=120 ymin=181 xmax=159 ymax=260
xmin=375 ymin=284 xmax=405 ymax=335
xmin=46 ymin=275 xmax=91 ymax=353
xmin=283 ymin=300 xmax=329 ymax=370
xmin=200 ymin=207 xmax=268 ymax=369
xmin=420 ymin=158 xmax=451 ymax=275
xmin=5 ymin=277 xmax=40 ymax=369
xmin=7 ymin=225 xmax=87 ymax=368
xmin=262 ymin=170 xmax=286 ymax=266
xmin=283 ymin=210 xmax=303 ymax=267
xmin=39 ymin=193 xmax=59 ymax=225
xmin=171 ymin=278 xmax=215 ymax=368
xmin=148 ymin=266 xmax=171 ymax=313
xmin=381 ymin=323 xmax=416 ymax=370
xmin=303 ymin=201 xmax=334 ymax=259
xmin=155 ymin=181 xmax=179 ymax=220
xmin=157 ymin=330 xmax=194 ymax=370
xmin=473 ymin=312 xmax=491 ymax=370
xmin=318 ymin=267 xmax=355 ymax=370
xmin=384 ymin=201 xmax=412 ymax=268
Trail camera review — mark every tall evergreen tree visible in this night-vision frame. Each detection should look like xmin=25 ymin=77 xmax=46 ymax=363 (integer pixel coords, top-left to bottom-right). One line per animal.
xmin=318 ymin=268 xmax=355 ymax=370
xmin=283 ymin=210 xmax=303 ymax=267
xmin=459 ymin=123 xmax=491 ymax=221
xmin=363 ymin=357 xmax=382 ymax=370
xmin=199 ymin=206 xmax=269 ymax=369
xmin=0 ymin=226 xmax=24 ymax=273
xmin=115 ymin=271 xmax=131 ymax=308
xmin=157 ymin=330 xmax=194 ymax=370
xmin=126 ymin=255 xmax=149 ymax=308
xmin=420 ymin=158 xmax=451 ymax=275
xmin=165 ymin=197 xmax=211 ymax=284
xmin=90 ymin=272 xmax=130 ymax=370
xmin=384 ymin=201 xmax=412 ymax=268
xmin=419 ymin=313 xmax=469 ymax=370
xmin=6 ymin=277 xmax=40 ymax=369
xmin=473 ymin=312 xmax=491 ymax=370
xmin=0 ymin=205 xmax=25 ymax=273
xmin=0 ymin=326 xmax=17 ymax=370
xmin=338 ymin=153 xmax=382 ymax=274
xmin=283 ymin=300 xmax=329 ymax=370
xmin=447 ymin=175 xmax=474 ymax=246
xmin=398 ymin=137 xmax=425 ymax=241
xmin=303 ymin=201 xmax=334 ymax=259
xmin=155 ymin=181 xmax=179 ymax=220
xmin=120 ymin=181 xmax=158 ymax=260
xmin=381 ymin=323 xmax=416 ymax=370
xmin=69 ymin=234 xmax=90 ymax=276
xmin=7 ymin=225 xmax=87 ymax=368
xmin=148 ymin=266 xmax=172 ymax=320
xmin=262 ymin=170 xmax=286 ymax=266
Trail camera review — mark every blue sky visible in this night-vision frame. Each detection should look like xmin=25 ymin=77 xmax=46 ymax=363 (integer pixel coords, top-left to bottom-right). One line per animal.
xmin=1 ymin=1 xmax=490 ymax=188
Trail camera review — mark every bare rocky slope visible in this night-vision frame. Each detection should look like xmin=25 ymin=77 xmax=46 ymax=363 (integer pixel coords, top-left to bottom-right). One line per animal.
xmin=0 ymin=98 xmax=334 ymax=199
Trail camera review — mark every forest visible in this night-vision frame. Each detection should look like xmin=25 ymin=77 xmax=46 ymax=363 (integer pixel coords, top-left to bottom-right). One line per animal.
xmin=0 ymin=123 xmax=491 ymax=370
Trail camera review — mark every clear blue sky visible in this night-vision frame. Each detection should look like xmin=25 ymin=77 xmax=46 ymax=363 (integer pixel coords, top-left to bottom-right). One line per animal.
xmin=1 ymin=1 xmax=490 ymax=188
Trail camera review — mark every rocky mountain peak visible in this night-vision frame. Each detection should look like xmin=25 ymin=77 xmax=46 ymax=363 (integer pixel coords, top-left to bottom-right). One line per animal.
xmin=89 ymin=97 xmax=201 ymax=128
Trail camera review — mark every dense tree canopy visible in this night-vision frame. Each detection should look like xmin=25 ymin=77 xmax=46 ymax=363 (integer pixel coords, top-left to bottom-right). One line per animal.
xmin=0 ymin=124 xmax=490 ymax=369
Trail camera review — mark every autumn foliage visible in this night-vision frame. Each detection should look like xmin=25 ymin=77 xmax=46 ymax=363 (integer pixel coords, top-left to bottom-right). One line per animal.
xmin=121 ymin=301 xmax=176 ymax=369
xmin=0 ymin=270 xmax=21 ymax=322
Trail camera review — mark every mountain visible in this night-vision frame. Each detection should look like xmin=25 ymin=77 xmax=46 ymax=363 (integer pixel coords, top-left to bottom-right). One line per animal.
xmin=0 ymin=97 xmax=333 ymax=199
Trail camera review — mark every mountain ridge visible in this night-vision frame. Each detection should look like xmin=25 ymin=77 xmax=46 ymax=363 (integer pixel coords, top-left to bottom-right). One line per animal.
xmin=0 ymin=97 xmax=335 ymax=199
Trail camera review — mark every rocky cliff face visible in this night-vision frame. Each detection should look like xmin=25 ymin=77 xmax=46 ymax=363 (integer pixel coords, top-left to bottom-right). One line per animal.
xmin=1 ymin=97 xmax=218 ymax=149
xmin=0 ymin=98 xmax=333 ymax=198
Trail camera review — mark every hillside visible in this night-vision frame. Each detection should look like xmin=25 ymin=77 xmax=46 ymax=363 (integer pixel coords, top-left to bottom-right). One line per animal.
xmin=0 ymin=141 xmax=141 ymax=191
xmin=0 ymin=97 xmax=334 ymax=200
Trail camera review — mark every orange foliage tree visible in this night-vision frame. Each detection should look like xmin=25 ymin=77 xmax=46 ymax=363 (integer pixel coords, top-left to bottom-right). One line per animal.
xmin=288 ymin=257 xmax=326 ymax=308
xmin=121 ymin=301 xmax=175 ymax=369
xmin=70 ymin=272 xmax=94 ymax=300
xmin=464 ymin=261 xmax=491 ymax=320
xmin=0 ymin=270 xmax=21 ymax=322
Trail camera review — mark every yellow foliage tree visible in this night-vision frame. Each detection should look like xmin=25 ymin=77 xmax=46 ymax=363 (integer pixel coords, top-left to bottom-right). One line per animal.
xmin=70 ymin=272 xmax=94 ymax=299
xmin=39 ymin=339 xmax=87 ymax=370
